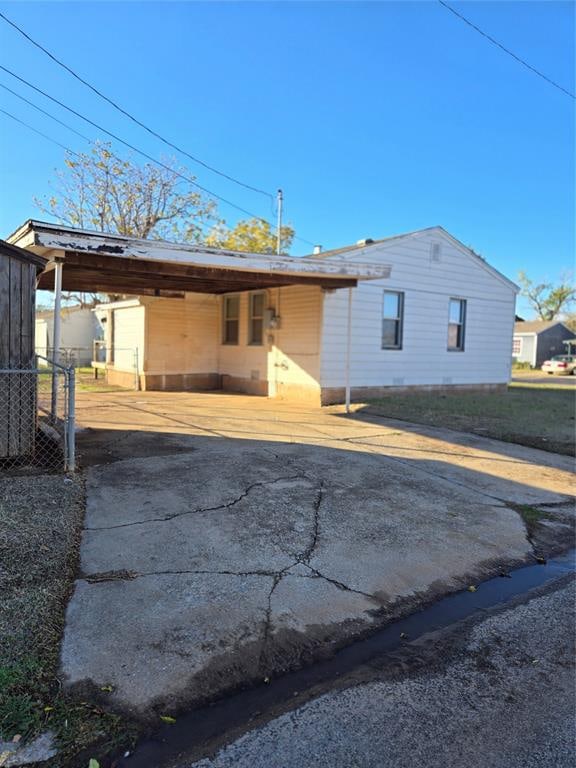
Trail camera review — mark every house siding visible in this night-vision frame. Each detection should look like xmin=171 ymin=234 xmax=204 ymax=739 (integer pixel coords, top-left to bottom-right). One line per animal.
xmin=35 ymin=308 xmax=100 ymax=365
xmin=111 ymin=305 xmax=145 ymax=375
xmin=513 ymin=334 xmax=536 ymax=366
xmin=534 ymin=324 xmax=573 ymax=367
xmin=268 ymin=286 xmax=322 ymax=403
xmin=218 ymin=291 xmax=269 ymax=395
xmin=139 ymin=295 xmax=219 ymax=390
xmin=217 ymin=286 xmax=322 ymax=401
xmin=320 ymin=232 xmax=516 ymax=400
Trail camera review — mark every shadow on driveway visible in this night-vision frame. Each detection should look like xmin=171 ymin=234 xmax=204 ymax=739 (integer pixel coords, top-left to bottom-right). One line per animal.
xmin=60 ymin=403 xmax=576 ymax=719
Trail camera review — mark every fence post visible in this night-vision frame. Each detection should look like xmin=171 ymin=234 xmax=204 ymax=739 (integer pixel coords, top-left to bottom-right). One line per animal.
xmin=66 ymin=366 xmax=76 ymax=472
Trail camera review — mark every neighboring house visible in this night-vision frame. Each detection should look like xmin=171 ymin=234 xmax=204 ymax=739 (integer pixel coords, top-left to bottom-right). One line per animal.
xmin=9 ymin=220 xmax=517 ymax=405
xmin=35 ymin=305 xmax=102 ymax=366
xmin=512 ymin=320 xmax=574 ymax=368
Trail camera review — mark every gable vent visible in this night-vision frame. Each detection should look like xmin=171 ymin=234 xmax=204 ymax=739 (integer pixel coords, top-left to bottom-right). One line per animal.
xmin=430 ymin=242 xmax=442 ymax=262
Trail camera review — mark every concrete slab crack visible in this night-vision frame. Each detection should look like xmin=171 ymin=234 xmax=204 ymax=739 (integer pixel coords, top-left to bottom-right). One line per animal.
xmin=84 ymin=569 xmax=138 ymax=583
xmin=85 ymin=473 xmax=306 ymax=531
xmin=258 ymin=573 xmax=283 ymax=672
xmin=301 ymin=563 xmax=383 ymax=604
xmin=298 ymin=481 xmax=324 ymax=564
xmin=80 ymin=568 xmax=287 ymax=582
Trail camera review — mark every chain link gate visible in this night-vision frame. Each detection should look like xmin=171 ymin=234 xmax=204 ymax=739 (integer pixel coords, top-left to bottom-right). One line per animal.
xmin=0 ymin=355 xmax=75 ymax=473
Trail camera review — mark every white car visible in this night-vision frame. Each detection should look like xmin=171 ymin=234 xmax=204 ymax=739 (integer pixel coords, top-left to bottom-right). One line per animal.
xmin=541 ymin=355 xmax=576 ymax=375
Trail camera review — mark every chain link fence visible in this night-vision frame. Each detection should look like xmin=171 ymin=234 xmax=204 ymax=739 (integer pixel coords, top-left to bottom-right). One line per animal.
xmin=39 ymin=343 xmax=140 ymax=390
xmin=0 ymin=356 xmax=75 ymax=474
xmin=92 ymin=341 xmax=140 ymax=390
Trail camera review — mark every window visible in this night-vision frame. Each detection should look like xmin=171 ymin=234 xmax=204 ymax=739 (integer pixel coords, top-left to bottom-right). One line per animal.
xmin=512 ymin=337 xmax=522 ymax=356
xmin=223 ymin=295 xmax=240 ymax=345
xmin=382 ymin=291 xmax=404 ymax=349
xmin=248 ymin=292 xmax=265 ymax=345
xmin=448 ymin=298 xmax=466 ymax=351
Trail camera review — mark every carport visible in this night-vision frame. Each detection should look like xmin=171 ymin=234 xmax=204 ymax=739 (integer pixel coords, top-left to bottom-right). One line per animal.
xmin=8 ymin=220 xmax=391 ymax=407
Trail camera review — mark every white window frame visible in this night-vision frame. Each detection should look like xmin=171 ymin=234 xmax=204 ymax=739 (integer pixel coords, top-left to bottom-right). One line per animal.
xmin=512 ymin=336 xmax=523 ymax=356
xmin=382 ymin=290 xmax=404 ymax=350
xmin=248 ymin=291 xmax=265 ymax=346
xmin=222 ymin=294 xmax=240 ymax=345
xmin=447 ymin=298 xmax=466 ymax=351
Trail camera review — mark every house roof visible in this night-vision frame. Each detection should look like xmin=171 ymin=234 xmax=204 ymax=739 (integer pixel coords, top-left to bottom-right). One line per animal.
xmin=36 ymin=305 xmax=88 ymax=318
xmin=7 ymin=220 xmax=391 ymax=296
xmin=0 ymin=238 xmax=46 ymax=269
xmin=309 ymin=227 xmax=441 ymax=259
xmin=309 ymin=225 xmax=518 ymax=292
xmin=514 ymin=320 xmax=571 ymax=335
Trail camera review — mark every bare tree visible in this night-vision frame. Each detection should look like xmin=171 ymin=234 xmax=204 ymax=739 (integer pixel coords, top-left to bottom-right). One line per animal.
xmin=518 ymin=271 xmax=576 ymax=321
xmin=36 ymin=142 xmax=221 ymax=241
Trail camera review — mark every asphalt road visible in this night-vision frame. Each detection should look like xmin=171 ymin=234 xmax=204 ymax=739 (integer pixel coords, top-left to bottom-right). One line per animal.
xmin=512 ymin=373 xmax=576 ymax=386
xmin=187 ymin=575 xmax=576 ymax=768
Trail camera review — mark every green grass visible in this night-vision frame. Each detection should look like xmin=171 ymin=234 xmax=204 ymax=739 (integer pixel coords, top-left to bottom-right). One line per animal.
xmin=74 ymin=367 xmax=127 ymax=393
xmin=367 ymin=385 xmax=575 ymax=456
xmin=510 ymin=380 xmax=575 ymax=391
xmin=509 ymin=503 xmax=552 ymax=528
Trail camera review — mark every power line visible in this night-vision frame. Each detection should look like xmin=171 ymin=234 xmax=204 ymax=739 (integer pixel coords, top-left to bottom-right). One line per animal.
xmin=0 ymin=106 xmax=216 ymax=240
xmin=0 ymin=9 xmax=274 ymax=198
xmin=0 ymin=81 xmax=93 ymax=143
xmin=438 ymin=0 xmax=575 ymax=100
xmin=0 ymin=81 xmax=228 ymax=240
xmin=0 ymin=106 xmax=82 ymax=157
xmin=0 ymin=64 xmax=315 ymax=246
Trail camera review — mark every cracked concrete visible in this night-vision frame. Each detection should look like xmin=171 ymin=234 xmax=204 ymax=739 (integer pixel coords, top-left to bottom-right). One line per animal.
xmin=60 ymin=392 xmax=575 ymax=717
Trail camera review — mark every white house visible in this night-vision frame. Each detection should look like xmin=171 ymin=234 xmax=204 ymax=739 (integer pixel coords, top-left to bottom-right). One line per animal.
xmin=317 ymin=229 xmax=518 ymax=402
xmin=9 ymin=220 xmax=517 ymax=405
xmin=35 ymin=305 xmax=102 ymax=365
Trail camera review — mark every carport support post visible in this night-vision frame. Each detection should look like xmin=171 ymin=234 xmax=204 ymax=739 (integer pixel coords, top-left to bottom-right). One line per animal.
xmin=66 ymin=366 xmax=76 ymax=472
xmin=50 ymin=259 xmax=63 ymax=420
xmin=345 ymin=286 xmax=353 ymax=413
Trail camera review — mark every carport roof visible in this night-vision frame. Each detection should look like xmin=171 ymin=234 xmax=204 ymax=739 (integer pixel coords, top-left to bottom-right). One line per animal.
xmin=7 ymin=220 xmax=391 ymax=296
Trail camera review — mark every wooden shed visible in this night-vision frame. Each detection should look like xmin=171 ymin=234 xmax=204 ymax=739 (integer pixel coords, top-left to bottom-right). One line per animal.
xmin=0 ymin=239 xmax=46 ymax=459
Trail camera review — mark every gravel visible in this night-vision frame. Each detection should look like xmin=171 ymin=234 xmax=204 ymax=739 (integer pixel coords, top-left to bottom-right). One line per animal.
xmin=189 ymin=576 xmax=576 ymax=768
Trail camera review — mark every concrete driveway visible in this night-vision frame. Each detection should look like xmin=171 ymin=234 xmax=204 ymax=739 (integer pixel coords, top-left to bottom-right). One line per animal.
xmin=61 ymin=391 xmax=575 ymax=717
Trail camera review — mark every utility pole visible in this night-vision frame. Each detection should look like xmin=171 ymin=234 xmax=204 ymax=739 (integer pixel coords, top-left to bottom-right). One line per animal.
xmin=276 ymin=188 xmax=283 ymax=255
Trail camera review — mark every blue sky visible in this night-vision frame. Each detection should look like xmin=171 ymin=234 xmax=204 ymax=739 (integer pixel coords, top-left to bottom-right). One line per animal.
xmin=0 ymin=1 xmax=574 ymax=317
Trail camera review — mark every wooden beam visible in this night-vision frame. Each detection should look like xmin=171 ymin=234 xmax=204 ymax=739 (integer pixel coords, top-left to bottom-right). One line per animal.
xmin=61 ymin=251 xmax=358 ymax=288
xmin=36 ymin=256 xmax=358 ymax=294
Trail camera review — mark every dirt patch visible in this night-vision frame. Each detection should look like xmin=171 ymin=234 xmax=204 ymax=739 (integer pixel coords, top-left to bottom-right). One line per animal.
xmin=0 ymin=473 xmax=138 ymax=766
xmin=507 ymin=500 xmax=576 ymax=557
xmin=77 ymin=428 xmax=197 ymax=467
xmin=0 ymin=474 xmax=84 ymax=665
